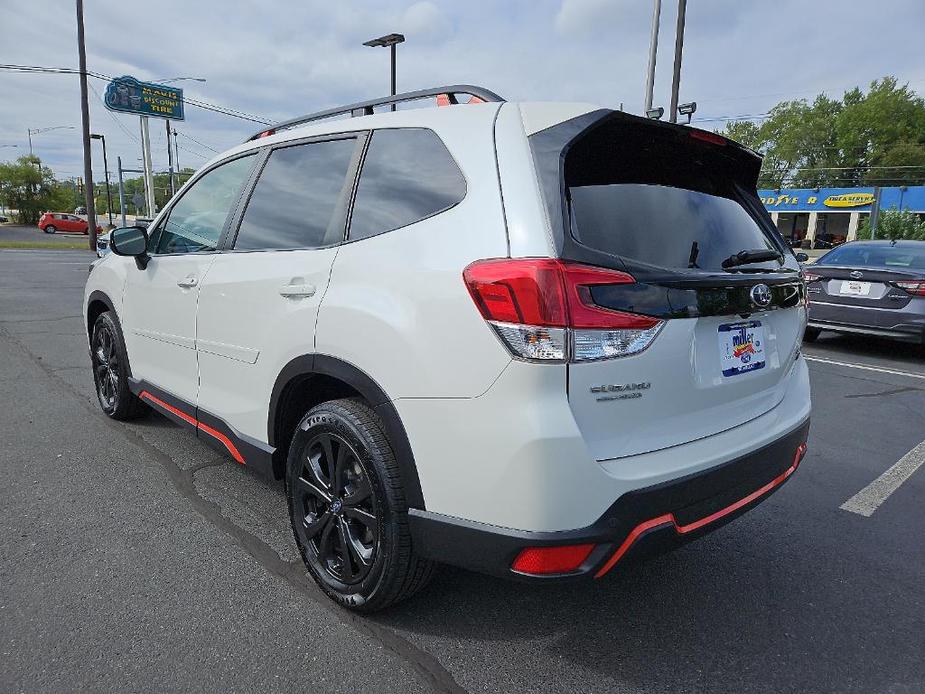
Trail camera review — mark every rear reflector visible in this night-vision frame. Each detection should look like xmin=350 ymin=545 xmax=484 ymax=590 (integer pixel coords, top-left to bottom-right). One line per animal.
xmin=892 ymin=280 xmax=925 ymax=296
xmin=511 ymin=544 xmax=596 ymax=575
xmin=463 ymin=259 xmax=664 ymax=363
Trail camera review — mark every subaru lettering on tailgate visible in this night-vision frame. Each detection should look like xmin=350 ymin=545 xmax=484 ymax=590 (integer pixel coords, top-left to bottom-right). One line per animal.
xmin=718 ymin=320 xmax=766 ymax=377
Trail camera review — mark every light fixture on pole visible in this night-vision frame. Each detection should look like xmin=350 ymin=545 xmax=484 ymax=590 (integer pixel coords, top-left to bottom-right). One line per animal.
xmin=644 ymin=0 xmax=662 ymax=113
xmin=363 ymin=33 xmax=405 ymax=111
xmin=668 ymin=0 xmax=688 ymax=123
xmin=677 ymin=101 xmax=697 ymax=124
xmin=646 ymin=107 xmax=665 ymax=120
xmin=27 ymin=125 xmax=75 ymax=160
xmin=90 ymin=134 xmax=114 ymax=226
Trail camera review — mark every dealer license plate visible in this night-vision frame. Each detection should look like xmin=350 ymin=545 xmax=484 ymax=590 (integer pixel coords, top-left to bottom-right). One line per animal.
xmin=719 ymin=321 xmax=766 ymax=377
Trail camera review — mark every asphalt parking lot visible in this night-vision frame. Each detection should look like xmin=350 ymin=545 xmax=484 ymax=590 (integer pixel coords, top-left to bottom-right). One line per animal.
xmin=1 ymin=249 xmax=923 ymax=694
xmin=0 ymin=223 xmax=94 ymax=244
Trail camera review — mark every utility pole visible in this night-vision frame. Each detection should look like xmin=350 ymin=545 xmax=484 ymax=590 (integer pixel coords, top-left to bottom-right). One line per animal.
xmin=644 ymin=0 xmax=662 ymax=113
xmin=76 ymin=0 xmax=97 ymax=250
xmin=668 ymin=0 xmax=688 ymax=123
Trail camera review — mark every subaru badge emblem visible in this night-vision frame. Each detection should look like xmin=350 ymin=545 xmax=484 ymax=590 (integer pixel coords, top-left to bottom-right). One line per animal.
xmin=750 ymin=284 xmax=772 ymax=308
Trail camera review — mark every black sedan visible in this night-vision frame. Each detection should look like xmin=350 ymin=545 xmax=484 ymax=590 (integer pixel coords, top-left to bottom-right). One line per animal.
xmin=804 ymin=240 xmax=925 ymax=344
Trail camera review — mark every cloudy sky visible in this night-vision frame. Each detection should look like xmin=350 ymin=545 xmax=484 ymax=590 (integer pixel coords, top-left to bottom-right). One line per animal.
xmin=2 ymin=0 xmax=924 ymax=181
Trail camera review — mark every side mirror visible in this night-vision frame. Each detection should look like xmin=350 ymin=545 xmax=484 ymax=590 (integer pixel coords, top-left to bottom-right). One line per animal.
xmin=795 ymin=252 xmax=809 ymax=263
xmin=109 ymin=226 xmax=150 ymax=269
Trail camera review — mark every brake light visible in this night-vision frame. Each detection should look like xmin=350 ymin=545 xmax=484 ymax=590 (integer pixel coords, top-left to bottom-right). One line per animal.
xmin=689 ymin=129 xmax=727 ymax=146
xmin=256 ymin=129 xmax=276 ymax=139
xmin=892 ymin=280 xmax=925 ymax=296
xmin=511 ymin=544 xmax=596 ymax=575
xmin=463 ymin=259 xmax=664 ymax=362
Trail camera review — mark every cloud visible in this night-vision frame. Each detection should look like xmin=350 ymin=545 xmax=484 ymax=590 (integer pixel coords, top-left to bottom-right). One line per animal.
xmin=1 ymin=0 xmax=923 ymax=181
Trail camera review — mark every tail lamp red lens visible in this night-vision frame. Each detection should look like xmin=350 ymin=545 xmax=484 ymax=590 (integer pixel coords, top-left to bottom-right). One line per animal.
xmin=511 ymin=544 xmax=596 ymax=575
xmin=893 ymin=280 xmax=925 ymax=296
xmin=463 ymin=259 xmax=659 ymax=330
xmin=689 ymin=129 xmax=727 ymax=146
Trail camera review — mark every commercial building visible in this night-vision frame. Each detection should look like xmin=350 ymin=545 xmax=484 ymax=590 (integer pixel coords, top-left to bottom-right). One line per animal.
xmin=759 ymin=186 xmax=925 ymax=246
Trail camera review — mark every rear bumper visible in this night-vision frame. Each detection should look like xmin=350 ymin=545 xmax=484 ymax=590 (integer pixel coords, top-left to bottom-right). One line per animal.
xmin=409 ymin=418 xmax=810 ymax=581
xmin=808 ymin=300 xmax=925 ymax=342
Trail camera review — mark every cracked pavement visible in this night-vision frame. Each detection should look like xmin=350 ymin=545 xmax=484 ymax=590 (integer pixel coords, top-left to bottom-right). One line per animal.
xmin=1 ymin=249 xmax=923 ymax=693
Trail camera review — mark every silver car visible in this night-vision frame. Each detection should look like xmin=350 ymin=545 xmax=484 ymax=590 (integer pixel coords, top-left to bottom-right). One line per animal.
xmin=804 ymin=240 xmax=925 ymax=344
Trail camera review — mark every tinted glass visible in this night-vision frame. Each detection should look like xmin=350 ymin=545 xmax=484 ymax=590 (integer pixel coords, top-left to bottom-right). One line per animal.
xmin=235 ymin=138 xmax=357 ymax=250
xmin=569 ymin=184 xmax=777 ymax=271
xmin=349 ymin=128 xmax=466 ymax=241
xmin=155 ymin=154 xmax=255 ymax=254
xmin=816 ymin=244 xmax=925 ymax=269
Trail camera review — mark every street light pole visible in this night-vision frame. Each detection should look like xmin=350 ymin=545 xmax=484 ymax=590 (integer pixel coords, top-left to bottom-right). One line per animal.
xmin=363 ymin=34 xmax=405 ymax=111
xmin=668 ymin=0 xmax=688 ymax=123
xmin=90 ymin=134 xmax=113 ymax=226
xmin=644 ymin=0 xmax=662 ymax=113
xmin=75 ymin=0 xmax=97 ymax=249
xmin=154 ymin=78 xmax=205 ymax=197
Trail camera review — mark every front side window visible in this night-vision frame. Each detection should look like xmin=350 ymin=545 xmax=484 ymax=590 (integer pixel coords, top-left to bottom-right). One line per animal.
xmin=234 ymin=138 xmax=358 ymax=251
xmin=348 ymin=128 xmax=466 ymax=241
xmin=153 ymin=154 xmax=256 ymax=254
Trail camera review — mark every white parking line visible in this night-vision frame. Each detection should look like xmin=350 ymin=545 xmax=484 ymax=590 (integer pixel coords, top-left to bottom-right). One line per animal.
xmin=804 ymin=355 xmax=925 ymax=381
xmin=841 ymin=440 xmax=925 ymax=517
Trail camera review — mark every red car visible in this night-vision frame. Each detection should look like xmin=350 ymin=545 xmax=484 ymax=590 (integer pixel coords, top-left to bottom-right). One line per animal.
xmin=38 ymin=212 xmax=102 ymax=235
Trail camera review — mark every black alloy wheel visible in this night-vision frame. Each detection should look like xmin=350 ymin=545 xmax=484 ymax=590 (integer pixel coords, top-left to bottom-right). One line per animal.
xmin=287 ymin=398 xmax=435 ymax=611
xmin=294 ymin=431 xmax=379 ymax=585
xmin=90 ymin=311 xmax=147 ymax=420
xmin=92 ymin=320 xmax=121 ymax=414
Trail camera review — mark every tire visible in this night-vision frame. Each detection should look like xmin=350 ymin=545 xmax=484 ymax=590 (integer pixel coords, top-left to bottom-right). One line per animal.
xmin=286 ymin=398 xmax=435 ymax=612
xmin=90 ymin=311 xmax=147 ymax=420
xmin=83 ymin=228 xmax=89 ymax=235
xmin=44 ymin=225 xmax=56 ymax=234
xmin=803 ymin=327 xmax=821 ymax=343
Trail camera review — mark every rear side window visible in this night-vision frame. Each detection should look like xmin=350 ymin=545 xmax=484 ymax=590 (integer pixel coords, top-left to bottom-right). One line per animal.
xmin=235 ymin=138 xmax=358 ymax=250
xmin=348 ymin=128 xmax=466 ymax=241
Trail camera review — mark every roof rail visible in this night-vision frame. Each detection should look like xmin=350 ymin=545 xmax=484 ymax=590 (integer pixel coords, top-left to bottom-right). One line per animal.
xmin=248 ymin=84 xmax=505 ymax=141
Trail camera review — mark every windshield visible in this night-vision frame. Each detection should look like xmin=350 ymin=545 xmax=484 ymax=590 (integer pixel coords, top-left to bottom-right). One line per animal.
xmin=816 ymin=244 xmax=925 ymax=270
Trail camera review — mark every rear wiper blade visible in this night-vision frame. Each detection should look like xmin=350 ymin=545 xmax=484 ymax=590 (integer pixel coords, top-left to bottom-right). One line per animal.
xmin=721 ymin=248 xmax=783 ymax=270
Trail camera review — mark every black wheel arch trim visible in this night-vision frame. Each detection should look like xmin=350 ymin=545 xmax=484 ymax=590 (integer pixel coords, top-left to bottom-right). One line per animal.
xmin=268 ymin=353 xmax=425 ymax=510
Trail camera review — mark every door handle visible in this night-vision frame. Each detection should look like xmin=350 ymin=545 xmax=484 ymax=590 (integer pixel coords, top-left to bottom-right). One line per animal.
xmin=177 ymin=275 xmax=198 ymax=288
xmin=279 ymin=283 xmax=317 ymax=298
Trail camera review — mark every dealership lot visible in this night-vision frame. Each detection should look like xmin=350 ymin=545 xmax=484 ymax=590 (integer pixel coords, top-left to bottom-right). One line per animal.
xmin=1 ymin=249 xmax=923 ymax=693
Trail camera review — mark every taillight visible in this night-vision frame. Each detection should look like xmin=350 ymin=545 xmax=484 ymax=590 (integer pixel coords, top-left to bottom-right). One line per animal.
xmin=463 ymin=259 xmax=664 ymax=363
xmin=892 ymin=280 xmax=925 ymax=296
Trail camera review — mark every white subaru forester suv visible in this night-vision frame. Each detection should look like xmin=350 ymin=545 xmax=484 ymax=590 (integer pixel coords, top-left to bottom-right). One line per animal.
xmin=84 ymin=85 xmax=811 ymax=611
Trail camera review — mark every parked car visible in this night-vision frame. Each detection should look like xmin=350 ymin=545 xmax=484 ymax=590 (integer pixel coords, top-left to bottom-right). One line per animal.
xmin=804 ymin=240 xmax=925 ymax=343
xmin=96 ymin=231 xmax=111 ymax=258
xmin=0 ymin=214 xmax=8 ymax=223
xmin=39 ymin=212 xmax=102 ymax=235
xmin=84 ymin=85 xmax=811 ymax=611
xmin=74 ymin=206 xmax=87 ymax=215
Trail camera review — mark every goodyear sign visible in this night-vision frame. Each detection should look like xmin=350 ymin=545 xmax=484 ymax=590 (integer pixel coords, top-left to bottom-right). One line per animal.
xmin=104 ymin=76 xmax=184 ymax=120
xmin=758 ymin=186 xmax=925 ymax=214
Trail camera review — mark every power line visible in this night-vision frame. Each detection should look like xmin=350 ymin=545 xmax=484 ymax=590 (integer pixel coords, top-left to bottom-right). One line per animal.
xmin=175 ymin=131 xmax=220 ymax=153
xmin=0 ymin=64 xmax=272 ymax=125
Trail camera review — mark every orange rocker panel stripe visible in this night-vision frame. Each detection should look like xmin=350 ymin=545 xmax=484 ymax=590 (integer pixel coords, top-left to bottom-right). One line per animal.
xmin=595 ymin=442 xmax=807 ymax=579
xmin=139 ymin=391 xmax=246 ymax=465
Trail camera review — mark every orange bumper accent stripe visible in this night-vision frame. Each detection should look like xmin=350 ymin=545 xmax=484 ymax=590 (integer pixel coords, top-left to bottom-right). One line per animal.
xmin=595 ymin=442 xmax=807 ymax=579
xmin=139 ymin=390 xmax=246 ymax=465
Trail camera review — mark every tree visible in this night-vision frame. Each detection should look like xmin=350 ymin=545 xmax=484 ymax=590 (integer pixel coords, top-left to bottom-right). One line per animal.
xmin=720 ymin=77 xmax=925 ymax=189
xmin=0 ymin=155 xmax=75 ymax=224
xmin=857 ymin=208 xmax=925 ymax=241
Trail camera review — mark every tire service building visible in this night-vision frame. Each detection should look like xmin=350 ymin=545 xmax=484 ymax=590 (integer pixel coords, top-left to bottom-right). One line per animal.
xmin=759 ymin=186 xmax=925 ymax=246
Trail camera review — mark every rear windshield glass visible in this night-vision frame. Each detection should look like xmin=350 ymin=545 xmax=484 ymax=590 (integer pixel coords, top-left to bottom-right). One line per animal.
xmin=564 ymin=121 xmax=781 ymax=272
xmin=816 ymin=244 xmax=925 ymax=269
